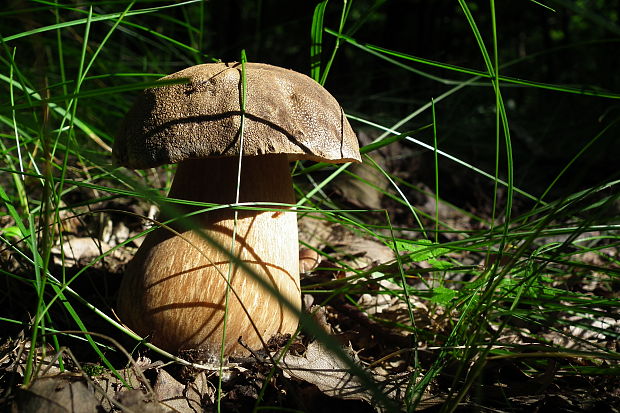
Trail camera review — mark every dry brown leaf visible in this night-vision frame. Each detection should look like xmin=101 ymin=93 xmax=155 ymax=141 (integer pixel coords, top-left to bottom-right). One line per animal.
xmin=51 ymin=236 xmax=112 ymax=265
xmin=279 ymin=341 xmax=373 ymax=403
xmin=93 ymin=363 xmax=216 ymax=413
xmin=15 ymin=375 xmax=99 ymax=413
xmin=114 ymin=389 xmax=170 ymax=413
xmin=154 ymin=370 xmax=213 ymax=413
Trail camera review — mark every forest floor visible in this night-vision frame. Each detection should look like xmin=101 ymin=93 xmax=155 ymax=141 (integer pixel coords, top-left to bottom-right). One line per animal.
xmin=1 ymin=145 xmax=619 ymax=413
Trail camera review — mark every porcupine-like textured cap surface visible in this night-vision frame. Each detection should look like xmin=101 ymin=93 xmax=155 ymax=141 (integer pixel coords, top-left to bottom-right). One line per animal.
xmin=113 ymin=62 xmax=361 ymax=169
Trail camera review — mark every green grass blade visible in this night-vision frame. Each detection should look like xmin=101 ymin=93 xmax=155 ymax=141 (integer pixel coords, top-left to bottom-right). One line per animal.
xmin=310 ymin=0 xmax=328 ymax=81
xmin=2 ymin=1 xmax=202 ymax=42
xmin=320 ymin=0 xmax=352 ymax=85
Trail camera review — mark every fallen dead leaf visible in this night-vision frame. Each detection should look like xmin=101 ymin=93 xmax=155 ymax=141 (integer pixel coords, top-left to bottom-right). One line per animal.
xmin=15 ymin=375 xmax=99 ymax=413
xmin=279 ymin=340 xmax=373 ymax=403
xmin=114 ymin=389 xmax=169 ymax=413
xmin=51 ymin=236 xmax=112 ymax=265
xmin=153 ymin=370 xmax=214 ymax=413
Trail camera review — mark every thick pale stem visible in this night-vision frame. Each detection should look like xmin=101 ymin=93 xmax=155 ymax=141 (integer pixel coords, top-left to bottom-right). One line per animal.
xmin=117 ymin=154 xmax=300 ymax=356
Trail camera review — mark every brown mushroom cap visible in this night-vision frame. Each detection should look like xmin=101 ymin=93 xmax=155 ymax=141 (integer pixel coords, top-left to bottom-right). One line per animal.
xmin=113 ymin=62 xmax=361 ymax=169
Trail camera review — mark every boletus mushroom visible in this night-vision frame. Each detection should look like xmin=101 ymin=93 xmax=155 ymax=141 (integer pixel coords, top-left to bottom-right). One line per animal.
xmin=114 ymin=62 xmax=361 ymax=356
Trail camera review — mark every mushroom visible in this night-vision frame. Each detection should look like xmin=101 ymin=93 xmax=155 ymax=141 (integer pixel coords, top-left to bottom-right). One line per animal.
xmin=113 ymin=62 xmax=361 ymax=356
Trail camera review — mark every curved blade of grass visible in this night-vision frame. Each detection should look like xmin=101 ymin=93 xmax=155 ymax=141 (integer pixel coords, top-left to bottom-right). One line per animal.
xmin=6 ymin=49 xmax=28 ymax=213
xmin=310 ymin=0 xmax=328 ymax=81
xmin=320 ymin=0 xmax=352 ymax=85
xmin=324 ymin=28 xmax=463 ymax=85
xmin=365 ymin=43 xmax=620 ymax=99
xmin=348 ymin=113 xmax=541 ymax=204
xmin=431 ymin=99 xmax=439 ymax=243
xmin=2 ymin=0 xmax=201 ymax=42
xmin=531 ymin=118 xmax=620 ymax=211
xmin=364 ymin=154 xmax=427 ymax=237
xmin=324 ymin=28 xmax=620 ymax=100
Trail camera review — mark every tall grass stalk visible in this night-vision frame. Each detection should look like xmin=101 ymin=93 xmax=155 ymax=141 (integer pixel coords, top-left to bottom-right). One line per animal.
xmin=218 ymin=50 xmax=248 ymax=412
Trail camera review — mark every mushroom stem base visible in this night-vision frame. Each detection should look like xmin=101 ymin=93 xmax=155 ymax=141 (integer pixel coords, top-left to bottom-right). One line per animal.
xmin=117 ymin=155 xmax=300 ymax=356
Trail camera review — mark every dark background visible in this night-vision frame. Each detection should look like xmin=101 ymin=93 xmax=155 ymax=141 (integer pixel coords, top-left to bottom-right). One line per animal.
xmin=3 ymin=0 xmax=620 ymax=208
